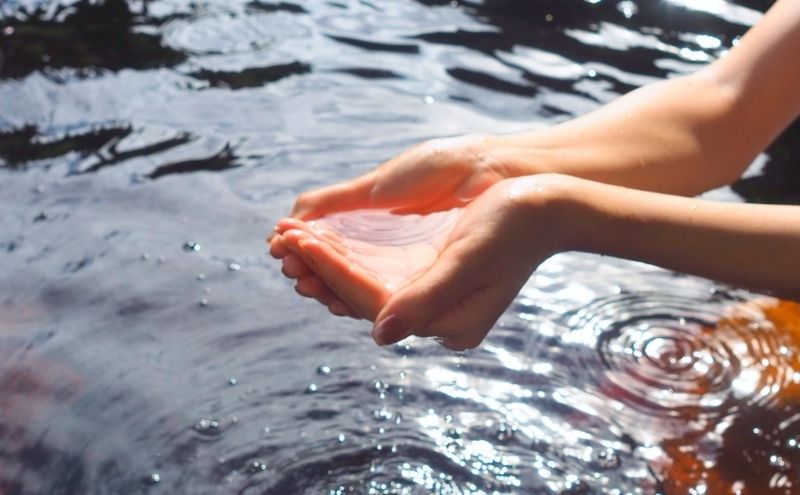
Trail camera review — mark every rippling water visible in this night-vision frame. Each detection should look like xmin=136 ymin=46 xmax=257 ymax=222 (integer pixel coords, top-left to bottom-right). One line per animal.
xmin=2 ymin=0 xmax=800 ymax=493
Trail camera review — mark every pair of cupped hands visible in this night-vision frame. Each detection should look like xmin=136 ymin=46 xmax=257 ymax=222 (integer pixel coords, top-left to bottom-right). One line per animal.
xmin=268 ymin=135 xmax=570 ymax=350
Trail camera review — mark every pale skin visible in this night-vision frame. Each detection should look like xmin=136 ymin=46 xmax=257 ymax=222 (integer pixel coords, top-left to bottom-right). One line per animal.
xmin=269 ymin=0 xmax=800 ymax=349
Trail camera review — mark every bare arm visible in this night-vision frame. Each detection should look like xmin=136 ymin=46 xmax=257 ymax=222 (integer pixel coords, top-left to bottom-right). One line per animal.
xmin=556 ymin=177 xmax=800 ymax=300
xmin=491 ymin=0 xmax=800 ymax=195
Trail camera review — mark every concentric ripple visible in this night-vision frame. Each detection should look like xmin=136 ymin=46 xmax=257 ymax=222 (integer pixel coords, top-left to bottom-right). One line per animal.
xmin=310 ymin=208 xmax=461 ymax=248
xmin=562 ymin=293 xmax=800 ymax=420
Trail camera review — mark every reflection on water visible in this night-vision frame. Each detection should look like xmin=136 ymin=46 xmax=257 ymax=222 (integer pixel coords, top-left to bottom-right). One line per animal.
xmin=2 ymin=0 xmax=800 ymax=493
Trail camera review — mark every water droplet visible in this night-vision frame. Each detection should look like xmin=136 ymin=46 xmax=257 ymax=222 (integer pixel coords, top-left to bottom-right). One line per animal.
xmin=199 ymin=298 xmax=209 ymax=307
xmin=306 ymin=383 xmax=318 ymax=393
xmin=247 ymin=461 xmax=267 ymax=474
xmin=183 ymin=241 xmax=201 ymax=252
xmin=616 ymin=0 xmax=638 ymax=18
xmin=586 ymin=69 xmax=597 ymax=78
xmin=157 ymin=256 xmax=166 ymax=263
xmin=594 ymin=447 xmax=621 ymax=470
xmin=317 ymin=365 xmax=331 ymax=376
xmin=495 ymin=423 xmax=515 ymax=442
xmin=228 ymin=262 xmax=241 ymax=271
xmin=194 ymin=418 xmax=222 ymax=436
xmin=228 ymin=378 xmax=238 ymax=386
xmin=141 ymin=253 xmax=150 ymax=261
xmin=144 ymin=473 xmax=161 ymax=485
xmin=373 ymin=408 xmax=393 ymax=421
xmin=444 ymin=414 xmax=454 ymax=423
xmin=545 ymin=13 xmax=553 ymax=22
xmin=424 ymin=95 xmax=435 ymax=104
xmin=337 ymin=433 xmax=346 ymax=443
xmin=197 ymin=273 xmax=206 ymax=280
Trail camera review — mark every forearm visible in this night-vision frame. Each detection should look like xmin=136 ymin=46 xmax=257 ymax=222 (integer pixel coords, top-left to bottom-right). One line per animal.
xmin=492 ymin=72 xmax=749 ymax=195
xmin=551 ymin=177 xmax=800 ymax=299
xmin=489 ymin=0 xmax=800 ymax=196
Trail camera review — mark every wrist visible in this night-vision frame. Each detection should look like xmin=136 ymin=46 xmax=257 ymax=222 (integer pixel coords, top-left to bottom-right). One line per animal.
xmin=507 ymin=173 xmax=588 ymax=258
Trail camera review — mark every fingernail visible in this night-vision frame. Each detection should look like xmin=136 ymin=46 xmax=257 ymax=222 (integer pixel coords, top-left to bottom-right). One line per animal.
xmin=372 ymin=314 xmax=411 ymax=346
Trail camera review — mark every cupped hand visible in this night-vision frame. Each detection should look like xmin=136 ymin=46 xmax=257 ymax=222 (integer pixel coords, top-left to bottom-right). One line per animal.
xmin=290 ymin=134 xmax=510 ymax=220
xmin=272 ymin=174 xmax=574 ymax=350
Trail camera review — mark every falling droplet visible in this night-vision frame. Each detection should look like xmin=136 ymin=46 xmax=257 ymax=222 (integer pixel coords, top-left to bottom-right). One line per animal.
xmin=306 ymin=383 xmax=318 ymax=393
xmin=317 ymin=365 xmax=331 ymax=376
xmin=228 ymin=378 xmax=238 ymax=386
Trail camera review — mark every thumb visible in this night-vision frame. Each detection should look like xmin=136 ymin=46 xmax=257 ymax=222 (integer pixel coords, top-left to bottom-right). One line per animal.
xmin=291 ymin=171 xmax=378 ymax=220
xmin=371 ymin=248 xmax=480 ymax=346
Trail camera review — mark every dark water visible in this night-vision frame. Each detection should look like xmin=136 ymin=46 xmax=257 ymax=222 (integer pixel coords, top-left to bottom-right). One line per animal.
xmin=2 ymin=0 xmax=800 ymax=493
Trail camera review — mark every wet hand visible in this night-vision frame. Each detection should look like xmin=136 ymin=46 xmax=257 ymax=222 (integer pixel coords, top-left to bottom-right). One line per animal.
xmin=290 ymin=134 xmax=509 ymax=220
xmin=271 ymin=174 xmax=573 ymax=349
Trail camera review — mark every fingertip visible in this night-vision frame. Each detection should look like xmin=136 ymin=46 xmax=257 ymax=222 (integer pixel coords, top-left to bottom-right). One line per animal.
xmin=328 ymin=299 xmax=353 ymax=317
xmin=269 ymin=234 xmax=289 ymax=258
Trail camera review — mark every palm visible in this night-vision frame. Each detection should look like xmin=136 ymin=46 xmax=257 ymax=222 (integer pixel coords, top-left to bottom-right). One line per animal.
xmin=272 ymin=208 xmax=463 ymax=319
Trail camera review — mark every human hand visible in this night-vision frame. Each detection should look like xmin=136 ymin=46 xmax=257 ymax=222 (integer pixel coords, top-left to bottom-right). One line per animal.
xmin=272 ymin=174 xmax=574 ymax=349
xmin=290 ymin=134 xmax=510 ymax=220
xmin=269 ymin=209 xmax=461 ymax=320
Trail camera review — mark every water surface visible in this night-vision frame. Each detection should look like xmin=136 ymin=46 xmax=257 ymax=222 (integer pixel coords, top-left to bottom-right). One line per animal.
xmin=2 ymin=0 xmax=800 ymax=493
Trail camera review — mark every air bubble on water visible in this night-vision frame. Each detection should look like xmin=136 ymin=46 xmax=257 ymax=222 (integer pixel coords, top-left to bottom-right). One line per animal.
xmin=183 ymin=241 xmax=201 ymax=252
xmin=194 ymin=418 xmax=222 ymax=436
xmin=247 ymin=461 xmax=267 ymax=474
xmin=586 ymin=69 xmax=598 ymax=78
xmin=228 ymin=378 xmax=238 ymax=386
xmin=317 ymin=365 xmax=331 ymax=376
xmin=228 ymin=262 xmax=241 ymax=271
xmin=144 ymin=473 xmax=161 ymax=485
xmin=594 ymin=447 xmax=621 ymax=470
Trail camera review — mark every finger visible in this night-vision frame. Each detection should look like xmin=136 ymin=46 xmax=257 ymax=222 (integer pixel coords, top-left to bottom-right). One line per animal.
xmin=299 ymin=237 xmax=390 ymax=320
xmin=282 ymin=253 xmax=312 ymax=278
xmin=295 ymin=275 xmax=339 ymax=306
xmin=291 ymin=171 xmax=378 ymax=220
xmin=275 ymin=217 xmax=315 ymax=235
xmin=269 ymin=234 xmax=289 ymax=258
xmin=329 ymin=299 xmax=356 ymax=317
